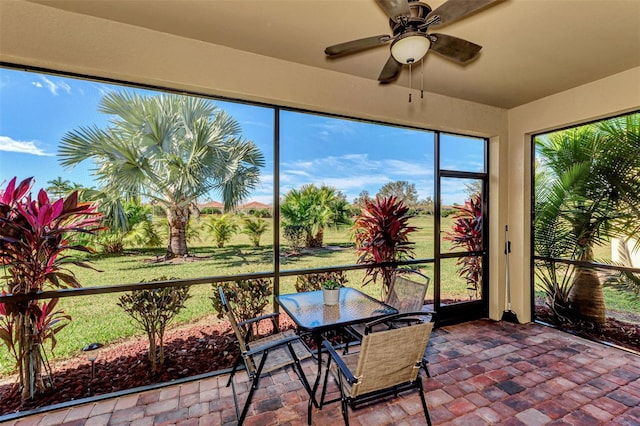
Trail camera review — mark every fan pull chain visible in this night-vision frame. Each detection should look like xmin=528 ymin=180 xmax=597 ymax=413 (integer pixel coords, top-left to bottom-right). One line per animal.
xmin=421 ymin=58 xmax=424 ymax=99
xmin=409 ymin=62 xmax=412 ymax=103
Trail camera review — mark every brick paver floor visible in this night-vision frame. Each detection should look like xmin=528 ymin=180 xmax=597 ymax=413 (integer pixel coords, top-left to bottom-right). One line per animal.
xmin=2 ymin=320 xmax=639 ymax=425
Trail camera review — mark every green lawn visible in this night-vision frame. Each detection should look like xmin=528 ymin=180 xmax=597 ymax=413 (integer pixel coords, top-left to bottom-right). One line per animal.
xmin=1 ymin=215 xmax=632 ymax=376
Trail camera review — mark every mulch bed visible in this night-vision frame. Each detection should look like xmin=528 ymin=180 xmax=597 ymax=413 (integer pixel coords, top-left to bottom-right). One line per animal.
xmin=535 ymin=304 xmax=640 ymax=353
xmin=1 ymin=309 xmax=638 ymax=417
xmin=0 ymin=315 xmax=294 ymax=416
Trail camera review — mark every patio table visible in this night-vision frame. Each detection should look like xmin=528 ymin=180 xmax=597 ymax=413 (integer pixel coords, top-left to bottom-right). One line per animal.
xmin=275 ymin=287 xmax=397 ymax=424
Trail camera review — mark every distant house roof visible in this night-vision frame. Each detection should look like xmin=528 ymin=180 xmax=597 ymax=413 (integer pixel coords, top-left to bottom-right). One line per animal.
xmin=198 ymin=201 xmax=224 ymax=209
xmin=239 ymin=201 xmax=272 ymax=210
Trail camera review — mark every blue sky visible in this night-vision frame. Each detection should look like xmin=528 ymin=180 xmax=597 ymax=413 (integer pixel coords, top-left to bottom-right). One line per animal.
xmin=0 ymin=68 xmax=483 ymax=205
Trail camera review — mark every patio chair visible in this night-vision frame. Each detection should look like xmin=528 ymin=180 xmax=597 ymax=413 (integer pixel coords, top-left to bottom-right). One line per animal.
xmin=345 ymin=269 xmax=433 ymax=375
xmin=349 ymin=270 xmax=430 ymax=336
xmin=218 ymin=287 xmax=314 ymax=425
xmin=319 ymin=312 xmax=434 ymax=426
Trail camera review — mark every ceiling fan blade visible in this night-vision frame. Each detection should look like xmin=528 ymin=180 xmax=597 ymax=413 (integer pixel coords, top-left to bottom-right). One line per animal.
xmin=378 ymin=56 xmax=403 ymax=83
xmin=375 ymin=0 xmax=411 ymax=22
xmin=325 ymin=35 xmax=392 ymax=57
xmin=427 ymin=0 xmax=500 ymax=27
xmin=429 ymin=33 xmax=482 ymax=64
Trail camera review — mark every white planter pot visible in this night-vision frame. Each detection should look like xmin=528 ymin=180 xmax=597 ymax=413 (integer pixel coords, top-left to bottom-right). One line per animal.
xmin=323 ymin=288 xmax=340 ymax=306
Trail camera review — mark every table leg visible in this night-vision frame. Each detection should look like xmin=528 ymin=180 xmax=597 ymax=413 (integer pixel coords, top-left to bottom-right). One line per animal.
xmin=308 ymin=332 xmax=322 ymax=425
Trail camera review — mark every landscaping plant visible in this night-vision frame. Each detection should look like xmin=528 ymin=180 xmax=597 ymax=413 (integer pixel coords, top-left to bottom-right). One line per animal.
xmin=58 ymin=91 xmax=265 ymax=258
xmin=117 ymin=276 xmax=191 ymax=373
xmin=206 ymin=214 xmax=239 ymax=248
xmin=444 ymin=193 xmax=483 ymax=298
xmin=211 ymin=277 xmax=271 ymax=325
xmin=281 ymin=184 xmax=350 ymax=248
xmin=0 ymin=177 xmax=101 ymax=400
xmin=295 ymin=270 xmax=348 ymax=293
xmin=241 ymin=216 xmax=268 ymax=248
xmin=352 ymin=196 xmax=417 ymax=297
xmin=535 ymin=113 xmax=640 ymax=324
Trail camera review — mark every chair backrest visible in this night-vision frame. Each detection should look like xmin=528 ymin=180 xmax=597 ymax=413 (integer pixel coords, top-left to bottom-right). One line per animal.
xmin=351 ymin=318 xmax=432 ymax=398
xmin=386 ymin=271 xmax=430 ymax=314
xmin=218 ymin=287 xmax=250 ymax=356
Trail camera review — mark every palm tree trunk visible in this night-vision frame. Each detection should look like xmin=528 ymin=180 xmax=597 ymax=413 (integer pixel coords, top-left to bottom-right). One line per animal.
xmin=166 ymin=206 xmax=189 ymax=258
xmin=568 ymin=266 xmax=606 ymax=324
xmin=306 ymin=229 xmax=324 ymax=248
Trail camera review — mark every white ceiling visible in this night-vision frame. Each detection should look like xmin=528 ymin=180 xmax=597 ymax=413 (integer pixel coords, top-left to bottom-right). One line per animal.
xmin=27 ymin=0 xmax=640 ymax=108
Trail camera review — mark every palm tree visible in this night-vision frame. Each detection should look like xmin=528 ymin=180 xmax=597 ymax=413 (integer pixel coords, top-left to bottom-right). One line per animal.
xmin=534 ymin=113 xmax=640 ymax=324
xmin=280 ymin=184 xmax=344 ymax=248
xmin=206 ymin=214 xmax=239 ymax=248
xmin=59 ymin=91 xmax=264 ymax=257
xmin=46 ymin=177 xmax=72 ymax=198
xmin=242 ymin=216 xmax=268 ymax=247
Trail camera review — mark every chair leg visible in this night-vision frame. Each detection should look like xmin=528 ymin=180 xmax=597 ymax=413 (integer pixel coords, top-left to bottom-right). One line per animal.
xmin=341 ymin=397 xmax=350 ymax=426
xmin=421 ymin=357 xmax=431 ymax=378
xmin=237 ymin=351 xmax=270 ymax=425
xmin=417 ymin=376 xmax=432 ymax=426
xmin=337 ymin=373 xmax=350 ymax=426
xmin=227 ymin=353 xmax=243 ymax=387
xmin=238 ymin=372 xmax=261 ymax=425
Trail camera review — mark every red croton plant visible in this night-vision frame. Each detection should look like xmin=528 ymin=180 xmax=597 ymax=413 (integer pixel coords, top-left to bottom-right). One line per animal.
xmin=444 ymin=193 xmax=483 ymax=298
xmin=0 ymin=177 xmax=101 ymax=401
xmin=353 ymin=196 xmax=417 ymax=297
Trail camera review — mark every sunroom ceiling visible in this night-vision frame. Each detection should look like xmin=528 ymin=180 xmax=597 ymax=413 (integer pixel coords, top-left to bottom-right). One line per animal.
xmin=25 ymin=0 xmax=640 ymax=109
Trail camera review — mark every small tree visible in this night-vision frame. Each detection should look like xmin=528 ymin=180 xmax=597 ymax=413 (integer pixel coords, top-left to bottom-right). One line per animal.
xmin=352 ymin=196 xmax=417 ymax=297
xmin=376 ymin=181 xmax=419 ymax=209
xmin=283 ymin=224 xmax=306 ymax=254
xmin=0 ymin=177 xmax=101 ymax=400
xmin=211 ymin=277 xmax=271 ymax=324
xmin=117 ymin=277 xmax=191 ymax=373
xmin=206 ymin=214 xmax=239 ymax=248
xmin=241 ymin=217 xmax=268 ymax=247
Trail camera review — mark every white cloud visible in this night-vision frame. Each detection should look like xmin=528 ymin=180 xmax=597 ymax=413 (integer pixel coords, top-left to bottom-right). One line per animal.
xmin=310 ymin=119 xmax=357 ymax=140
xmin=386 ymin=159 xmax=434 ymax=177
xmin=33 ymin=76 xmax=72 ymax=96
xmin=0 ymin=136 xmax=54 ymax=156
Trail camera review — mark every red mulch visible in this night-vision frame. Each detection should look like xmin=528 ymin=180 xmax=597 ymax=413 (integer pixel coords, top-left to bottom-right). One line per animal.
xmin=535 ymin=304 xmax=640 ymax=353
xmin=1 ymin=309 xmax=638 ymax=416
xmin=0 ymin=315 xmax=300 ymax=416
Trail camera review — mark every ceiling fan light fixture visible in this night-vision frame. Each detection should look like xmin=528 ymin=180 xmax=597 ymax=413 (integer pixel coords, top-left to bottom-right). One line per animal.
xmin=390 ymin=32 xmax=431 ymax=64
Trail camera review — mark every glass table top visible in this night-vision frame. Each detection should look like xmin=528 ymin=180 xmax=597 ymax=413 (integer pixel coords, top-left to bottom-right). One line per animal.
xmin=276 ymin=287 xmax=397 ymax=332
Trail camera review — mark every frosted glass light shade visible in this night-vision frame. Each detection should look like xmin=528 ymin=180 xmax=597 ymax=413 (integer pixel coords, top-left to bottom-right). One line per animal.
xmin=390 ymin=33 xmax=431 ymax=64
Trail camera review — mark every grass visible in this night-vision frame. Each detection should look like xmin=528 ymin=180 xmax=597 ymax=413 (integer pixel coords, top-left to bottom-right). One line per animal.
xmin=1 ymin=215 xmax=635 ymax=376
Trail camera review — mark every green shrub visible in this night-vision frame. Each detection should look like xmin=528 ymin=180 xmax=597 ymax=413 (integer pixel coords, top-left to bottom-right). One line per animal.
xmin=211 ymin=277 xmax=271 ymax=324
xmin=117 ymin=276 xmax=191 ymax=373
xmin=283 ymin=225 xmax=306 ymax=253
xmin=295 ymin=271 xmax=348 ymax=293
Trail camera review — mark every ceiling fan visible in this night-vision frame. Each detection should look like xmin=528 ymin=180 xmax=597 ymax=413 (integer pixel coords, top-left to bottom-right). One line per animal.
xmin=325 ymin=0 xmax=500 ymax=84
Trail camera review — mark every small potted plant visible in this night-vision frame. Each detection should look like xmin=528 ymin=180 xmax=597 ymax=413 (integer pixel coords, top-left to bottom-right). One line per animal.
xmin=322 ymin=279 xmax=341 ymax=306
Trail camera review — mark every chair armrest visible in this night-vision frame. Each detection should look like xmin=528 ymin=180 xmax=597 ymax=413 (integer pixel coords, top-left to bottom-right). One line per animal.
xmin=244 ymin=334 xmax=303 ymax=357
xmin=323 ymin=340 xmax=357 ymax=385
xmin=364 ymin=311 xmax=435 ymax=334
xmin=238 ymin=312 xmax=279 ymax=328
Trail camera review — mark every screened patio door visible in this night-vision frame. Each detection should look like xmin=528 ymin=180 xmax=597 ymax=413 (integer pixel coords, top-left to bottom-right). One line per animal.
xmin=434 ymin=134 xmax=488 ymax=325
